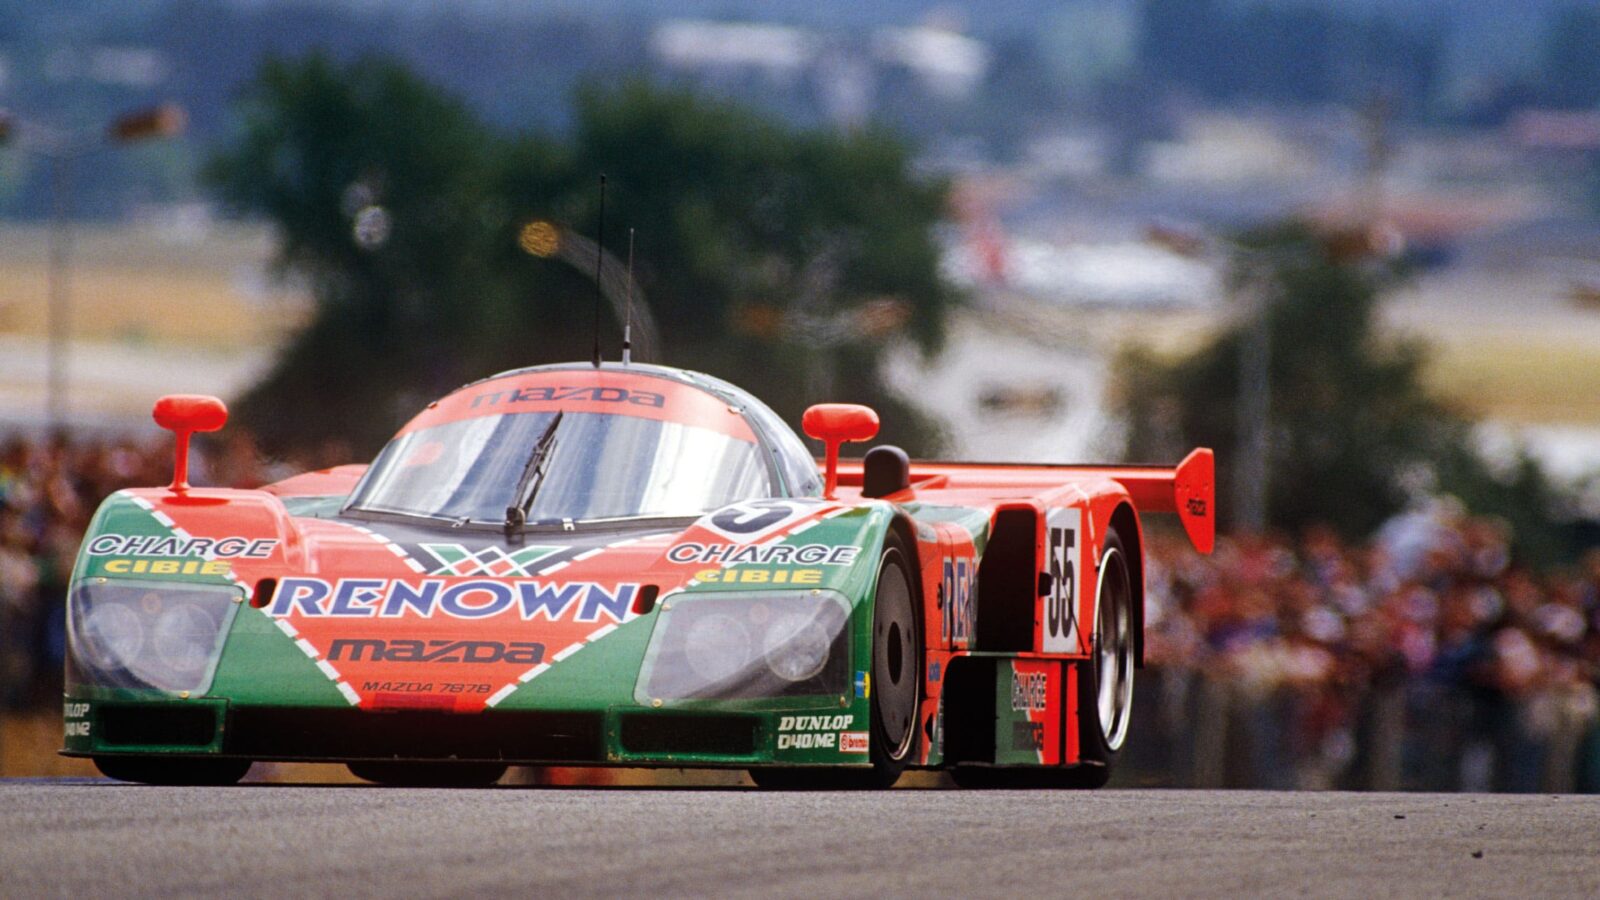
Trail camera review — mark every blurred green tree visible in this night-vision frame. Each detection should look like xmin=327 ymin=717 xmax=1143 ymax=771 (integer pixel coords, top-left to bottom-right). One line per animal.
xmin=208 ymin=58 xmax=955 ymax=457
xmin=1114 ymin=222 xmax=1574 ymax=562
xmin=206 ymin=55 xmax=506 ymax=453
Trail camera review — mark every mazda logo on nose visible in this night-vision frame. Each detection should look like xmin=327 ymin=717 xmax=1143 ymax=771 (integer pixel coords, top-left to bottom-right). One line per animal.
xmin=328 ymin=638 xmax=545 ymax=664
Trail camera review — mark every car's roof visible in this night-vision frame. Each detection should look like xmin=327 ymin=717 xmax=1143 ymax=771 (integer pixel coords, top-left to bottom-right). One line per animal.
xmin=396 ymin=362 xmax=761 ymax=442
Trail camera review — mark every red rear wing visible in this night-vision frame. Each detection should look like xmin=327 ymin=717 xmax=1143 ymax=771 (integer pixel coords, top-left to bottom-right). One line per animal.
xmin=834 ymin=447 xmax=1215 ymax=554
xmin=1086 ymin=448 xmax=1215 ymax=553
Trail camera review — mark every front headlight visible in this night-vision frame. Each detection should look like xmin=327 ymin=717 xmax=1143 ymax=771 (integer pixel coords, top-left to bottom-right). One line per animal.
xmin=151 ymin=603 xmax=224 ymax=678
xmin=81 ymin=603 xmax=146 ymax=670
xmin=762 ymin=611 xmax=833 ymax=682
xmin=68 ymin=580 xmax=241 ymax=694
xmin=683 ymin=613 xmax=754 ymax=684
xmin=637 ymin=589 xmax=852 ymax=703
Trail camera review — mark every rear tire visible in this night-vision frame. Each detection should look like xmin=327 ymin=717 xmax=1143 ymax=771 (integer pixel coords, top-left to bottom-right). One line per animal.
xmin=347 ymin=761 xmax=507 ymax=787
xmin=1063 ymin=525 xmax=1134 ymax=788
xmin=948 ymin=526 xmax=1134 ymax=790
xmin=94 ymin=755 xmax=252 ymax=786
xmin=750 ymin=532 xmax=921 ymax=790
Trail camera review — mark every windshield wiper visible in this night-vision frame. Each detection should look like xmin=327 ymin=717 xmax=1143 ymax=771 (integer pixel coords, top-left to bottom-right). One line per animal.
xmin=505 ymin=410 xmax=564 ymax=539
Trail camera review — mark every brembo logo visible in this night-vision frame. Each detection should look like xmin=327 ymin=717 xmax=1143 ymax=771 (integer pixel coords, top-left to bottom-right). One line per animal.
xmin=471 ymin=386 xmax=666 ymax=409
xmin=269 ymin=577 xmax=639 ymax=622
xmin=328 ymin=638 xmax=545 ymax=664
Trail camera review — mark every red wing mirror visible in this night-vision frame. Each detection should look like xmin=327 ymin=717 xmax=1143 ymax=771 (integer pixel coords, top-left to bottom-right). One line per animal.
xmin=802 ymin=403 xmax=880 ymax=499
xmin=152 ymin=394 xmax=227 ymax=492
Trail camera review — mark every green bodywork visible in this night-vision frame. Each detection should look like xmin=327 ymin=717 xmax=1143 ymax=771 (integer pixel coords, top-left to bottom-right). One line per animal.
xmin=63 ymin=493 xmax=907 ymax=769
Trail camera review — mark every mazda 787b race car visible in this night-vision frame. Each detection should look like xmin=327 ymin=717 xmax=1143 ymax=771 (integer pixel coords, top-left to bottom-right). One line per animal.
xmin=62 ymin=361 xmax=1213 ymax=788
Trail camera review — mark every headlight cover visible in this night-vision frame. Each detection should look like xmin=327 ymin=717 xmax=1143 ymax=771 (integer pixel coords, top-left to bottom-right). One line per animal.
xmin=67 ymin=580 xmax=241 ymax=694
xmin=636 ymin=589 xmax=852 ymax=703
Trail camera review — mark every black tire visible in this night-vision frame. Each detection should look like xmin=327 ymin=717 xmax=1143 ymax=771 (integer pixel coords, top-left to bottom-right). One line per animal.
xmin=347 ymin=761 xmax=507 ymax=787
xmin=750 ymin=533 xmax=921 ymax=790
xmin=949 ymin=526 xmax=1133 ymax=790
xmin=94 ymin=755 xmax=252 ymax=785
xmin=1064 ymin=525 xmax=1134 ymax=787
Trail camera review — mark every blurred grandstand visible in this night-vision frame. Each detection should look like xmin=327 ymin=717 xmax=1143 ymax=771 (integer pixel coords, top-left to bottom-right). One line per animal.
xmin=1130 ymin=510 xmax=1600 ymax=792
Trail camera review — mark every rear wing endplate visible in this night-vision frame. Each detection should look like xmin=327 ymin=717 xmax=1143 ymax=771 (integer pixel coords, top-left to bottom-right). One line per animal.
xmin=1103 ymin=448 xmax=1214 ymax=554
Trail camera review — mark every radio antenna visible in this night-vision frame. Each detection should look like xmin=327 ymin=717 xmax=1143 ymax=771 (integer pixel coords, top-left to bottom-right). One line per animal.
xmin=591 ymin=174 xmax=606 ymax=369
xmin=622 ymin=228 xmax=635 ymax=365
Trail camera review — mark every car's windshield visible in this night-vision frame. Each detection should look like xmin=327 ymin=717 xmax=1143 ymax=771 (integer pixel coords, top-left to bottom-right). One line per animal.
xmin=347 ymin=410 xmax=772 ymax=524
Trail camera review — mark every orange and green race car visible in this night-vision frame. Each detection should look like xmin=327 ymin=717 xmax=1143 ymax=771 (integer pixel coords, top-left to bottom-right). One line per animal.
xmin=62 ymin=361 xmax=1213 ymax=787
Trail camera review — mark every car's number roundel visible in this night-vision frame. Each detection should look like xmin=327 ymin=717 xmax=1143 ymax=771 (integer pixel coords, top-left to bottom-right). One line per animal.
xmin=700 ymin=499 xmax=817 ymax=542
xmin=1042 ymin=508 xmax=1080 ymax=653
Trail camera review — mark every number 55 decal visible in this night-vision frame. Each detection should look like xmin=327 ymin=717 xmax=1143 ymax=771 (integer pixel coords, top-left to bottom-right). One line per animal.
xmin=1042 ymin=508 xmax=1080 ymax=653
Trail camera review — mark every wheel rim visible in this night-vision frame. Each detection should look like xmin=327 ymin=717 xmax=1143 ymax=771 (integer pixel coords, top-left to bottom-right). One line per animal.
xmin=1094 ymin=547 xmax=1134 ymax=752
xmin=873 ymin=550 xmax=918 ymax=761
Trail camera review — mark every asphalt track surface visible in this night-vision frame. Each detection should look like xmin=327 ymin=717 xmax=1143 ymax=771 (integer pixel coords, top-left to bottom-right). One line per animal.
xmin=3 ymin=782 xmax=1598 ymax=898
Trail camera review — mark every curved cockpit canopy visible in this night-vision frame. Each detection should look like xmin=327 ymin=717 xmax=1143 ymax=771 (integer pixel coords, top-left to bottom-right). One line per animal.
xmin=344 ymin=363 xmax=821 ymax=528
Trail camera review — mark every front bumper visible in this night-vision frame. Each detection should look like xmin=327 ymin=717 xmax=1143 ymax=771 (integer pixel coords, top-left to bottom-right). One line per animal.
xmin=61 ymin=698 xmax=872 ymax=768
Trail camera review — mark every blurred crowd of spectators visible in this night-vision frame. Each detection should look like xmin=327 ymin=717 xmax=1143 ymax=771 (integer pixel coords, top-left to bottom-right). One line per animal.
xmin=5 ymin=433 xmax=1600 ymax=792
xmin=1133 ymin=500 xmax=1600 ymax=793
